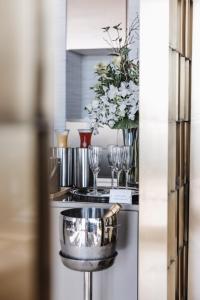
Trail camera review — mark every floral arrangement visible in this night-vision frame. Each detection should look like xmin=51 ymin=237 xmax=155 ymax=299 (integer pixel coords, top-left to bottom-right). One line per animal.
xmin=85 ymin=17 xmax=139 ymax=134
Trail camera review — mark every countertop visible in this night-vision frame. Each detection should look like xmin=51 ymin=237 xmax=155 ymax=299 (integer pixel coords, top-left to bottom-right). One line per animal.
xmin=50 ymin=198 xmax=139 ymax=212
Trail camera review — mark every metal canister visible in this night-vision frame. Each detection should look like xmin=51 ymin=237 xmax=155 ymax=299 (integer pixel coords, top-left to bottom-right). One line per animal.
xmin=73 ymin=148 xmax=92 ymax=188
xmin=51 ymin=147 xmax=73 ymax=187
xmin=49 ymin=157 xmax=60 ymax=194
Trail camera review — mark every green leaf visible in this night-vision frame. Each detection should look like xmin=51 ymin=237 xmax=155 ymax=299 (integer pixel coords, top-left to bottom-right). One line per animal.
xmin=112 ymin=115 xmax=139 ymax=129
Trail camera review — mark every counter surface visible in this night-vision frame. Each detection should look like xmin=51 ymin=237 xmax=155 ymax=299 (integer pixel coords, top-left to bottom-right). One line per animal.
xmin=51 ymin=199 xmax=139 ymax=211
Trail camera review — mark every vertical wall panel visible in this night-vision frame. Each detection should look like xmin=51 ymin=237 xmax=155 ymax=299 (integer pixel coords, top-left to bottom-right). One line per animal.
xmin=184 ymin=60 xmax=191 ymax=121
xmin=0 ymin=126 xmax=37 ymax=300
xmin=178 ymin=187 xmax=184 ymax=249
xmin=139 ymin=1 xmax=169 ymax=299
xmin=168 ymin=123 xmax=177 ymax=192
xmin=0 ymin=0 xmax=52 ymax=299
xmin=179 ymin=57 xmax=186 ymax=121
xmin=185 ymin=0 xmax=192 ymax=58
xmin=188 ymin=1 xmax=200 ymax=299
xmin=169 ymin=50 xmax=179 ymax=122
xmin=168 ymin=192 xmax=178 ymax=266
xmin=168 ymin=262 xmax=176 ymax=300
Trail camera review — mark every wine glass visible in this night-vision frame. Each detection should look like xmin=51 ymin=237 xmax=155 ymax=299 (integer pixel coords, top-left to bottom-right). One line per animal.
xmin=107 ymin=145 xmax=116 ymax=188
xmin=88 ymin=146 xmax=102 ymax=195
xmin=112 ymin=146 xmax=124 ymax=188
xmin=122 ymin=146 xmax=134 ymax=188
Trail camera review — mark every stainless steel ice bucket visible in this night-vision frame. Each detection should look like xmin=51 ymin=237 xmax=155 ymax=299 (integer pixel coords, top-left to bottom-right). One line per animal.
xmin=60 ymin=207 xmax=119 ymax=260
xmin=51 ymin=147 xmax=73 ymax=187
xmin=73 ymin=148 xmax=92 ymax=188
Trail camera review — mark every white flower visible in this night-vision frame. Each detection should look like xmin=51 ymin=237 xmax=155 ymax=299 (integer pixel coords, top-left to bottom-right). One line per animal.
xmin=112 ymin=56 xmax=121 ymax=67
xmin=95 ymin=63 xmax=107 ymax=72
xmin=129 ymin=105 xmax=138 ymax=120
xmin=108 ymin=120 xmax=115 ymax=128
xmin=118 ymin=109 xmax=126 ymax=117
xmin=108 ymin=112 xmax=118 ymax=121
xmin=109 ymin=104 xmax=117 ymax=113
xmin=103 ymin=86 xmax=108 ymax=93
xmin=92 ymin=100 xmax=99 ymax=109
xmin=107 ymin=85 xmax=118 ymax=99
xmin=119 ymin=82 xmax=130 ymax=97
xmin=129 ymin=114 xmax=135 ymax=121
xmin=129 ymin=81 xmax=139 ymax=92
xmin=119 ymin=103 xmax=126 ymax=111
xmin=85 ymin=103 xmax=92 ymax=112
xmin=100 ymin=95 xmax=108 ymax=103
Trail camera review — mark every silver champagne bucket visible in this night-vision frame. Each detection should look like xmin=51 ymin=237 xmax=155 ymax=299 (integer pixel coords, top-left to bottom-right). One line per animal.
xmin=60 ymin=206 xmax=120 ymax=261
xmin=59 ymin=205 xmax=121 ymax=300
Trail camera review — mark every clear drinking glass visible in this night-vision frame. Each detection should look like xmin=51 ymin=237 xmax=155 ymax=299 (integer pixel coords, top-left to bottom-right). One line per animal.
xmin=122 ymin=146 xmax=134 ymax=188
xmin=112 ymin=146 xmax=124 ymax=188
xmin=88 ymin=146 xmax=102 ymax=195
xmin=107 ymin=145 xmax=116 ymax=188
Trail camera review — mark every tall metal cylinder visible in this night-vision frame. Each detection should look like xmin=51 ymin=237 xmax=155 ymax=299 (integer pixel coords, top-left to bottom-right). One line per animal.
xmin=49 ymin=157 xmax=60 ymax=193
xmin=73 ymin=148 xmax=92 ymax=188
xmin=84 ymin=272 xmax=92 ymax=300
xmin=51 ymin=147 xmax=73 ymax=187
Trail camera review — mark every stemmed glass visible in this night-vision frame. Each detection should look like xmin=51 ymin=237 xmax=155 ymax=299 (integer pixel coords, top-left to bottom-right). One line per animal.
xmin=107 ymin=145 xmax=116 ymax=188
xmin=88 ymin=146 xmax=102 ymax=195
xmin=122 ymin=146 xmax=134 ymax=188
xmin=112 ymin=146 xmax=124 ymax=188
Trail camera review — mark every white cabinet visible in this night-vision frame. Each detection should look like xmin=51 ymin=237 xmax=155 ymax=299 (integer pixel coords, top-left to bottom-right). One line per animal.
xmin=66 ymin=0 xmax=127 ymax=50
xmin=50 ymin=204 xmax=138 ymax=300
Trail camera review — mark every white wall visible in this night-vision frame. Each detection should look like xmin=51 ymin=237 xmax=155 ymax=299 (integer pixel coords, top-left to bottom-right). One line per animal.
xmin=53 ymin=0 xmax=67 ymax=131
xmin=66 ymin=0 xmax=127 ymax=50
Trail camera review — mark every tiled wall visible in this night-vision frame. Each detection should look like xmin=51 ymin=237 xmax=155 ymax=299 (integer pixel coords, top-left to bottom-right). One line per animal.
xmin=168 ymin=1 xmax=192 ymax=299
xmin=66 ymin=52 xmax=111 ymax=120
xmin=66 ymin=51 xmax=82 ymax=120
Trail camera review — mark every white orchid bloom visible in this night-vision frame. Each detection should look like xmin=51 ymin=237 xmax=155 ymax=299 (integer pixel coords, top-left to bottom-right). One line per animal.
xmin=107 ymin=85 xmax=119 ymax=99
xmin=127 ymin=94 xmax=137 ymax=105
xmin=108 ymin=120 xmax=115 ymax=128
xmin=129 ymin=81 xmax=139 ymax=92
xmin=119 ymin=82 xmax=130 ymax=97
xmin=92 ymin=100 xmax=99 ymax=109
xmin=109 ymin=104 xmax=117 ymax=113
xmin=85 ymin=103 xmax=92 ymax=112
xmin=129 ymin=105 xmax=138 ymax=118
xmin=100 ymin=95 xmax=108 ymax=103
xmin=119 ymin=103 xmax=126 ymax=111
xmin=129 ymin=114 xmax=136 ymax=121
xmin=107 ymin=112 xmax=116 ymax=121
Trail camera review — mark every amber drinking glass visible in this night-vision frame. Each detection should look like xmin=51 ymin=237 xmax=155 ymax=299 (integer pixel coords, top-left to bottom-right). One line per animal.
xmin=56 ymin=130 xmax=70 ymax=148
